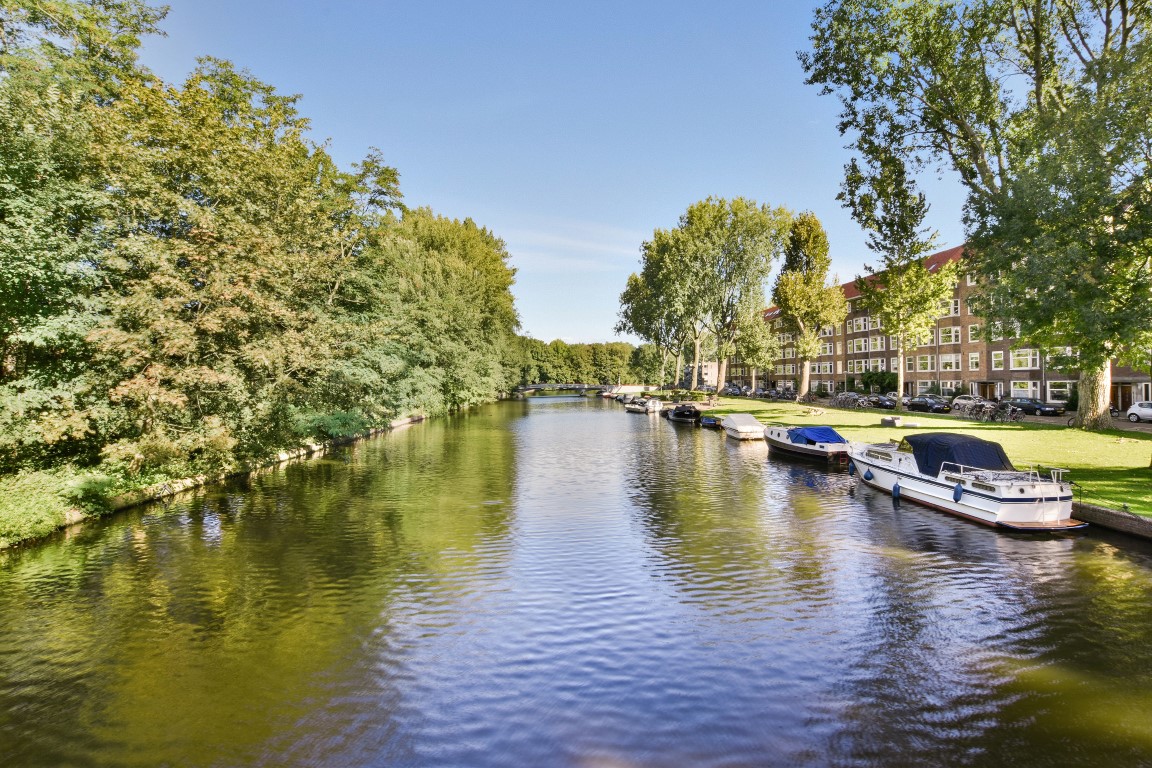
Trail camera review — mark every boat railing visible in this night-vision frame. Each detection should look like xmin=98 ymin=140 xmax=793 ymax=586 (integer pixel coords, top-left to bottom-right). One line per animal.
xmin=939 ymin=461 xmax=1046 ymax=483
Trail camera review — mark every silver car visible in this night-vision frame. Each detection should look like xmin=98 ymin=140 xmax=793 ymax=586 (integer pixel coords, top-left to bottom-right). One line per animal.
xmin=1127 ymin=401 xmax=1152 ymax=423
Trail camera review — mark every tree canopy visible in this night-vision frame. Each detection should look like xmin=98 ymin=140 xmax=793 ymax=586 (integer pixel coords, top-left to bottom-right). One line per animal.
xmin=0 ymin=0 xmax=523 ymax=480
xmin=771 ymin=212 xmax=847 ymax=397
xmin=802 ymin=0 xmax=1152 ymax=428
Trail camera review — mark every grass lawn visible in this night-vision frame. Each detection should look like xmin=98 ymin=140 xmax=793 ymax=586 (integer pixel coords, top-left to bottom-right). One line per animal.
xmin=692 ymin=397 xmax=1152 ymax=517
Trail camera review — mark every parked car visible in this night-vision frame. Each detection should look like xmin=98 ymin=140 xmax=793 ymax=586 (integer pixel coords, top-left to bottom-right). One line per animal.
xmin=1001 ymin=397 xmax=1065 ymax=416
xmin=951 ymin=394 xmax=987 ymax=409
xmin=907 ymin=395 xmax=952 ymax=413
xmin=865 ymin=394 xmax=898 ymax=409
xmin=1127 ymin=401 xmax=1152 ymax=423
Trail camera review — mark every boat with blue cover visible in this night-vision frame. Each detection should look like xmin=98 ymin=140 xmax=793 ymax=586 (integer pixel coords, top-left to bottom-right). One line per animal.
xmin=764 ymin=425 xmax=849 ymax=463
xmin=847 ymin=433 xmax=1085 ymax=531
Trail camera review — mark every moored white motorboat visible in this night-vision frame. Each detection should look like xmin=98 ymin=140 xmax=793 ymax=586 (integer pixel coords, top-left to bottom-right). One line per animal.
xmin=764 ymin=425 xmax=849 ymax=463
xmin=722 ymin=413 xmax=764 ymax=441
xmin=625 ymin=397 xmax=663 ymax=414
xmin=847 ymin=433 xmax=1085 ymax=531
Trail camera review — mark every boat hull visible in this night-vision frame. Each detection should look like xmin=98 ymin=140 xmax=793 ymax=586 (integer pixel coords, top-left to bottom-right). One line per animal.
xmin=764 ymin=427 xmax=849 ymax=463
xmin=723 ymin=427 xmax=764 ymax=441
xmin=848 ymin=444 xmax=1085 ymax=531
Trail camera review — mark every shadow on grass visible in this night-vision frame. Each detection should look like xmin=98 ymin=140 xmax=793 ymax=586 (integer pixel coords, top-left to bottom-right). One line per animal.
xmin=1074 ymin=467 xmax=1152 ymax=512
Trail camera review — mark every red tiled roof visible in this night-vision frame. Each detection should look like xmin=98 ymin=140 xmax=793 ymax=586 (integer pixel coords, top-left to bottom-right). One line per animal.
xmin=762 ymin=244 xmax=967 ymax=316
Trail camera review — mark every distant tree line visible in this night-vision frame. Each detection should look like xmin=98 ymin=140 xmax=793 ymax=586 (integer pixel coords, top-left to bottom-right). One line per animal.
xmin=508 ymin=337 xmax=659 ymax=387
xmin=0 ymin=1 xmax=523 ymax=480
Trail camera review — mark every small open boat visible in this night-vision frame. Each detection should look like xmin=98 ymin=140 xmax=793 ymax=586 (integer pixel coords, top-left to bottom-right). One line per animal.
xmin=666 ymin=403 xmax=702 ymax=424
xmin=764 ymin=425 xmax=849 ymax=463
xmin=721 ymin=413 xmax=764 ymax=441
xmin=847 ymin=433 xmax=1085 ymax=531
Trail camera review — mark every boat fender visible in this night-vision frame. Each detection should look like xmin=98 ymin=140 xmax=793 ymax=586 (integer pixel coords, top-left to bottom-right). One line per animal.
xmin=953 ymin=483 xmax=964 ymax=502
xmin=863 ymin=468 xmax=873 ymax=482
xmin=848 ymin=461 xmax=856 ymax=476
xmin=892 ymin=482 xmax=900 ymax=499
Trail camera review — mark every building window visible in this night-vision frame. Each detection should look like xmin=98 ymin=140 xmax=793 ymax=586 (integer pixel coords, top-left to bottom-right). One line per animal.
xmin=939 ymin=353 xmax=961 ymax=371
xmin=968 ymin=352 xmax=981 ymax=371
xmin=918 ymin=329 xmax=936 ymax=347
xmin=989 ymin=323 xmax=1004 ymax=342
xmin=938 ymin=326 xmax=960 ymax=345
xmin=940 ymin=380 xmax=962 ymax=393
xmin=870 ymin=317 xmax=883 ymax=330
xmin=870 ymin=335 xmax=886 ymax=351
xmin=940 ymin=299 xmax=960 ymax=317
xmin=890 ymin=357 xmax=898 ymax=371
xmin=906 ymin=357 xmax=916 ymax=372
xmin=784 ymin=347 xmax=795 ymax=358
xmin=968 ymin=324 xmax=981 ymax=342
xmin=1011 ymin=380 xmax=1039 ymax=398
xmin=916 ymin=380 xmax=934 ymax=394
xmin=820 ymin=342 xmax=834 ymax=356
xmin=991 ymin=351 xmax=1005 ymax=370
xmin=851 ymin=317 xmax=867 ymax=333
xmin=1047 ymin=381 xmax=1073 ymax=402
xmin=868 ymin=358 xmax=886 ymax=371
xmin=917 ymin=354 xmax=935 ymax=372
xmin=1010 ymin=349 xmax=1040 ymax=370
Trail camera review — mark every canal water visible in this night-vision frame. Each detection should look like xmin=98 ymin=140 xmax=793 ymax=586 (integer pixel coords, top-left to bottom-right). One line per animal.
xmin=2 ymin=396 xmax=1152 ymax=767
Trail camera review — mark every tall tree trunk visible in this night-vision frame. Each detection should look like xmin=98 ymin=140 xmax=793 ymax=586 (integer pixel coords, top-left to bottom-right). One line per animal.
xmin=717 ymin=357 xmax=729 ymax=397
xmin=798 ymin=357 xmax=811 ymax=398
xmin=894 ymin=347 xmax=905 ymax=413
xmin=690 ymin=335 xmax=702 ymax=390
xmin=658 ymin=347 xmax=668 ymax=389
xmin=674 ymin=349 xmax=684 ymax=388
xmin=751 ymin=367 xmax=758 ymax=391
xmin=1075 ymin=362 xmax=1112 ymax=430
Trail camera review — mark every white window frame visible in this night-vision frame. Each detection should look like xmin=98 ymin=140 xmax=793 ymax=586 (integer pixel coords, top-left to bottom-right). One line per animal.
xmin=1011 ymin=380 xmax=1039 ymax=398
xmin=1010 ymin=348 xmax=1040 ymax=370
xmin=939 ymin=353 xmax=961 ymax=372
xmin=938 ymin=326 xmax=960 ymax=345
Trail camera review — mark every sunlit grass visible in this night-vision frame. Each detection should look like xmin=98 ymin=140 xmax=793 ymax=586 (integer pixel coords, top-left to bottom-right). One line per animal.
xmin=694 ymin=397 xmax=1152 ymax=517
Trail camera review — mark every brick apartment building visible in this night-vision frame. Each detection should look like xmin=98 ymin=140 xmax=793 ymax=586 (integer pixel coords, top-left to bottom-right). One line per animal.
xmin=728 ymin=245 xmax=1151 ymax=407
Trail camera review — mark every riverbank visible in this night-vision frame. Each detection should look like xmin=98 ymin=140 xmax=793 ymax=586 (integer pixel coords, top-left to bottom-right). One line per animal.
xmin=0 ymin=414 xmax=427 ymax=550
xmin=696 ymin=396 xmax=1152 ymax=530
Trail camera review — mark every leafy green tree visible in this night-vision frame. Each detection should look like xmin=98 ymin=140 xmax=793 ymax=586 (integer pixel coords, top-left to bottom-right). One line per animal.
xmin=771 ymin=212 xmax=848 ymax=397
xmin=629 ymin=343 xmax=664 ymax=385
xmin=802 ymin=0 xmax=1152 ymax=429
xmin=841 ymin=151 xmax=959 ymax=411
xmin=617 ymin=227 xmax=707 ymax=388
xmin=679 ymin=197 xmax=791 ymax=391
xmin=733 ymin=297 xmax=780 ymax=392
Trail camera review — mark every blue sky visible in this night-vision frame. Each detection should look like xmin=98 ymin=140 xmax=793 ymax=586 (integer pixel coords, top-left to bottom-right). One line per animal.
xmin=139 ymin=1 xmax=967 ymax=344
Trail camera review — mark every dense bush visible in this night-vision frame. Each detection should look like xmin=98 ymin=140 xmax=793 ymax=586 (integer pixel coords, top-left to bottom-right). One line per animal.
xmin=0 ymin=1 xmax=521 ymax=483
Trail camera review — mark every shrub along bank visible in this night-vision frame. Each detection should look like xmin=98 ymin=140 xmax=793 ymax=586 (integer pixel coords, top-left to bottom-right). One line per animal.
xmin=0 ymin=2 xmax=534 ymax=548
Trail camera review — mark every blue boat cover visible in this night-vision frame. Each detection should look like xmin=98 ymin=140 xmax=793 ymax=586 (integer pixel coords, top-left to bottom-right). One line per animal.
xmin=902 ymin=433 xmax=1016 ymax=476
xmin=787 ymin=426 xmax=847 ymax=445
